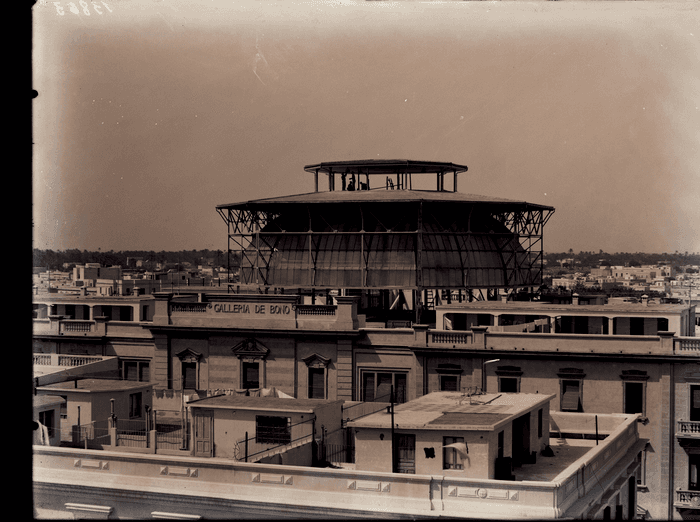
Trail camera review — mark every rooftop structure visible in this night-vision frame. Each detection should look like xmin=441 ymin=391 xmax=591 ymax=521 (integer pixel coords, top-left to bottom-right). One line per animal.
xmin=216 ymin=160 xmax=554 ymax=324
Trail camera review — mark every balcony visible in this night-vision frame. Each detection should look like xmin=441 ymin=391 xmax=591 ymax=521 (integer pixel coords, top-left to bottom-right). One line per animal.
xmin=675 ymin=490 xmax=700 ymax=510
xmin=676 ymin=420 xmax=700 ymax=439
xmin=675 ymin=337 xmax=700 ymax=356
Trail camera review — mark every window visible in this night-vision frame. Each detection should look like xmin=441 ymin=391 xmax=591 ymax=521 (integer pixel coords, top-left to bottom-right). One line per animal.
xmin=499 ymin=378 xmax=518 ymax=393
xmin=620 ymin=370 xmax=648 ymax=416
xmin=59 ymin=396 xmax=67 ymax=420
xmin=182 ymin=362 xmax=197 ymax=389
xmin=308 ymin=367 xmax=325 ymax=399
xmin=691 ymin=385 xmax=700 ymax=422
xmin=361 ymin=371 xmax=407 ymax=403
xmin=120 ymin=359 xmax=150 ymax=382
xmin=495 ymin=366 xmax=522 ymax=394
xmin=561 ymin=380 xmax=583 ymax=412
xmin=637 ymin=448 xmax=647 ymax=489
xmin=256 ymin=416 xmax=290 ymax=445
xmin=558 ymin=368 xmax=585 ymax=412
xmin=443 ymin=436 xmax=465 ymax=470
xmin=303 ymin=353 xmax=331 ymax=400
xmin=440 ymin=375 xmax=460 ymax=392
xmin=688 ymin=454 xmax=700 ymax=491
xmin=242 ymin=361 xmax=260 ymax=389
xmin=624 ymin=382 xmax=645 ymax=415
xmin=129 ymin=392 xmax=143 ymax=419
xmin=39 ymin=409 xmax=55 ymax=435
xmin=436 ymin=364 xmax=462 ymax=392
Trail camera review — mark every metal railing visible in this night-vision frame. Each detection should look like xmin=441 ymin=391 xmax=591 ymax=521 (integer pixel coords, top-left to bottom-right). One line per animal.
xmin=116 ymin=418 xmax=149 ymax=448
xmin=236 ymin=417 xmax=316 ymax=462
xmin=341 ymin=392 xmax=393 ymax=425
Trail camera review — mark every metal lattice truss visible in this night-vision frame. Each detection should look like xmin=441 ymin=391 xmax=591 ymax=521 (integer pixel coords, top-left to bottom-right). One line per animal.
xmin=218 ymin=202 xmax=554 ymax=301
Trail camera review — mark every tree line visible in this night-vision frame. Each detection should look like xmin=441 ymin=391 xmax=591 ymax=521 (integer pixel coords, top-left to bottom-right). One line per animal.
xmin=33 ymin=249 xmax=240 ymax=271
xmin=544 ymin=250 xmax=700 ymax=270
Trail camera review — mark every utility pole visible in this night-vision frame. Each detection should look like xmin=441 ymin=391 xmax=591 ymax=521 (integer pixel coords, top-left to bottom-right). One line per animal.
xmin=390 ymin=384 xmax=395 ymax=473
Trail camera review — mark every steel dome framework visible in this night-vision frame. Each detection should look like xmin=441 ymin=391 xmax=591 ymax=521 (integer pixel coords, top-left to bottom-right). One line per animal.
xmin=216 ymin=160 xmax=554 ymax=319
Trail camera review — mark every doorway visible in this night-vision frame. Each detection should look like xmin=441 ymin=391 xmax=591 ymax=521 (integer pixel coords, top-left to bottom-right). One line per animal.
xmin=194 ymin=409 xmax=213 ymax=457
xmin=394 ymin=434 xmax=415 ymax=474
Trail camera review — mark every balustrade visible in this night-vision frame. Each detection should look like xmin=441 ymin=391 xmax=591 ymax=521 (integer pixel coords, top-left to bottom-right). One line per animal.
xmin=296 ymin=305 xmax=336 ymax=316
xmin=171 ymin=303 xmax=208 ymax=313
xmin=675 ymin=338 xmax=700 ymax=354
xmin=63 ymin=321 xmax=93 ymax=333
xmin=677 ymin=420 xmax=700 ymax=437
xmin=430 ymin=331 xmax=473 ymax=345
xmin=677 ymin=490 xmax=700 ymax=508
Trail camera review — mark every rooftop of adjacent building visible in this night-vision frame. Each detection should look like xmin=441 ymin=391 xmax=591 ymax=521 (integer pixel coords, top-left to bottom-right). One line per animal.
xmin=186 ymin=394 xmax=343 ymax=413
xmin=37 ymin=378 xmax=152 ymax=393
xmin=437 ymin=301 xmax=692 ymax=314
xmin=33 ymin=394 xmax=66 ymax=409
xmin=348 ymin=391 xmax=554 ymax=431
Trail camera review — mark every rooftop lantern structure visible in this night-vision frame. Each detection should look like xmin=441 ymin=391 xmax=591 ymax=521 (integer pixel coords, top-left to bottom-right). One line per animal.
xmin=216 ymin=160 xmax=554 ymax=324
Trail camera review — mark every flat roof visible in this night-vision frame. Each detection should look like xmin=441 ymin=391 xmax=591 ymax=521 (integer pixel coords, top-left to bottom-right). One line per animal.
xmin=303 ymin=160 xmax=469 ymax=175
xmin=216 ymin=190 xmax=554 ymax=211
xmin=186 ymin=394 xmax=343 ymax=413
xmin=348 ymin=392 xmax=553 ymax=431
xmin=437 ymin=301 xmax=691 ymax=314
xmin=37 ymin=379 xmax=153 ymax=393
xmin=33 ymin=395 xmax=66 ymax=409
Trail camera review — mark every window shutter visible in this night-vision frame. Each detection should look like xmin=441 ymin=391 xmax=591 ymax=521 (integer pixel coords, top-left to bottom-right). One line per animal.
xmin=561 ymin=381 xmax=580 ymax=411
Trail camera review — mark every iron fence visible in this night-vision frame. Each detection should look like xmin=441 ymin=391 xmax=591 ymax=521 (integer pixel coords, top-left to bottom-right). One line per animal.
xmin=154 ymin=410 xmax=187 ymax=450
xmin=236 ymin=417 xmax=316 ymax=462
xmin=49 ymin=420 xmax=111 ymax=449
xmin=117 ymin=418 xmax=149 ymax=448
xmin=341 ymin=391 xmax=392 ymax=425
xmin=317 ymin=426 xmax=354 ymax=464
xmin=324 ymin=443 xmax=355 ymax=464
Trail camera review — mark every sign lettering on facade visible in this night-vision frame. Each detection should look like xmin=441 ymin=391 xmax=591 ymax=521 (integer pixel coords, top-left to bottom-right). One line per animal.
xmin=212 ymin=303 xmax=292 ymax=315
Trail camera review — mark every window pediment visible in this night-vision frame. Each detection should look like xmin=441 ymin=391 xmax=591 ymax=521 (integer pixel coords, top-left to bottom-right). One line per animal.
xmin=176 ymin=348 xmax=202 ymax=363
xmin=495 ymin=366 xmax=523 ymax=377
xmin=232 ymin=339 xmax=269 ymax=360
xmin=436 ymin=364 xmax=463 ymax=375
xmin=302 ymin=353 xmax=331 ymax=368
xmin=620 ymin=370 xmax=650 ymax=381
xmin=557 ymin=368 xmax=586 ymax=379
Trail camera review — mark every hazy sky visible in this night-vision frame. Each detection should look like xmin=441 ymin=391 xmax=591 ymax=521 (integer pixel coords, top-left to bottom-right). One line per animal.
xmin=33 ymin=1 xmax=700 ymax=254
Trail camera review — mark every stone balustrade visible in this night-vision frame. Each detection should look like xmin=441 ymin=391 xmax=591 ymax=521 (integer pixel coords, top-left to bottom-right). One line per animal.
xmin=677 ymin=420 xmax=700 ymax=438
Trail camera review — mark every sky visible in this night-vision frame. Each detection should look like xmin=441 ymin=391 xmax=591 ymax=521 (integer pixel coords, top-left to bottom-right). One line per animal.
xmin=33 ymin=0 xmax=700 ymax=255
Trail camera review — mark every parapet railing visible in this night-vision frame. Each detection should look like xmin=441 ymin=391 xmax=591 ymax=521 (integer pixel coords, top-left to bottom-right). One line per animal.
xmin=58 ymin=355 xmax=104 ymax=367
xmin=295 ymin=305 xmax=336 ymax=316
xmin=33 ymin=354 xmax=105 ymax=367
xmin=429 ymin=331 xmax=474 ymax=346
xmin=171 ymin=303 xmax=208 ymax=313
xmin=675 ymin=337 xmax=700 ymax=355
xmin=677 ymin=420 xmax=700 ymax=437
xmin=60 ymin=320 xmax=95 ymax=333
xmin=676 ymin=490 xmax=700 ymax=508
